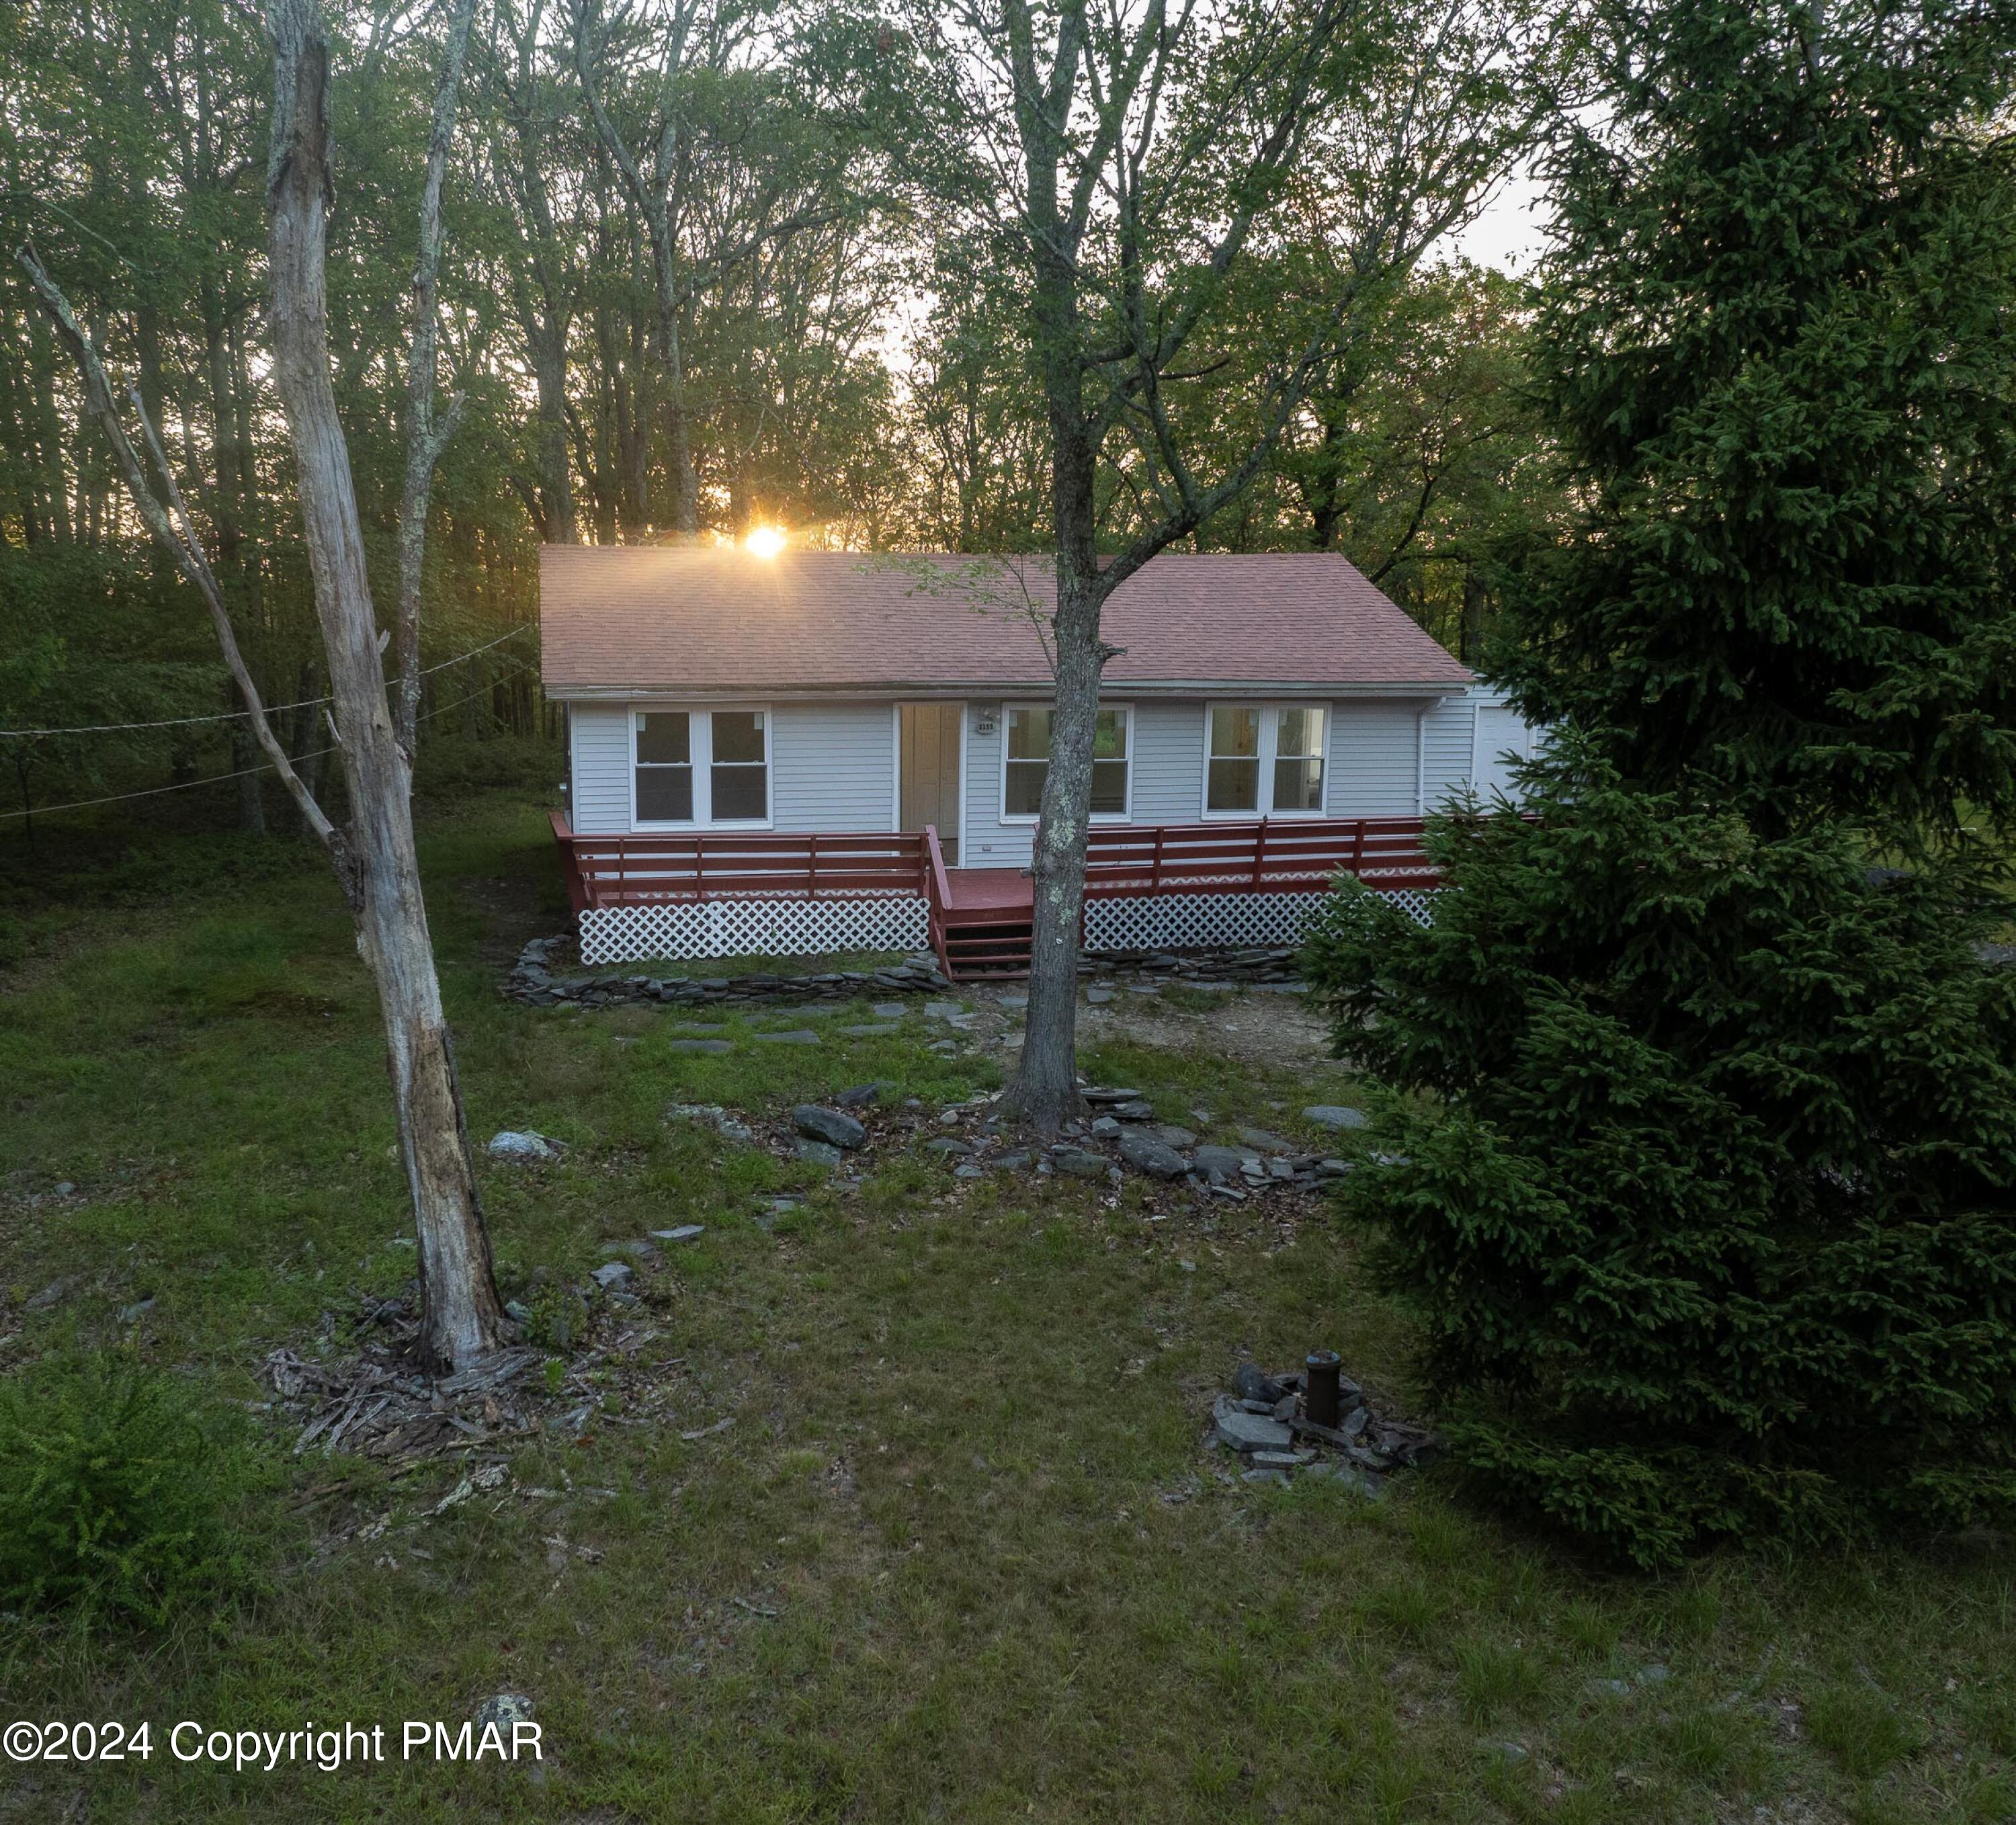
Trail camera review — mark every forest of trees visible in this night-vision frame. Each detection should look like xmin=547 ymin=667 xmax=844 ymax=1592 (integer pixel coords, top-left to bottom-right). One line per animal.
xmin=0 ymin=0 xmax=1555 ymax=833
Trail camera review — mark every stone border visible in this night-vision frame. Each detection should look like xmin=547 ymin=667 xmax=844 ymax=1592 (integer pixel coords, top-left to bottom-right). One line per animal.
xmin=505 ymin=935 xmax=952 ymax=1009
xmin=1080 ymin=943 xmax=1305 ymax=985
xmin=506 ymin=932 xmax=1309 ymax=1007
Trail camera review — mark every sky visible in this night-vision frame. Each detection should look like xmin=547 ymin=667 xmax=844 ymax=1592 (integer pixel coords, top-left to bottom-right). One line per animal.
xmin=1439 ymin=165 xmax=1554 ymax=275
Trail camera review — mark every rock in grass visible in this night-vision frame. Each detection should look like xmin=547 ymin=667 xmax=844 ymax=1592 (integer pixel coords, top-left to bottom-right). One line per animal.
xmin=1234 ymin=1362 xmax=1287 ymax=1404
xmin=794 ymin=1138 xmax=844 ymax=1168
xmin=488 ymin=1130 xmax=564 ymax=1162
xmin=650 ymin=1225 xmax=706 ymax=1243
xmin=1236 ymin=1125 xmax=1290 ymax=1151
xmin=668 ymin=1037 xmax=734 ymax=1054
xmin=753 ymin=1029 xmax=822 ymax=1046
xmin=475 ymin=1693 xmax=536 ymax=1734
xmin=1303 ymin=1105 xmax=1368 ymax=1132
xmin=1050 ymin=1146 xmax=1109 ymax=1180
xmin=835 ymin=1083 xmax=886 ymax=1109
xmin=1193 ymin=1144 xmax=1260 ymax=1180
xmin=794 ymin=1105 xmax=867 ymax=1150
xmin=590 ymin=1261 xmax=633 ymax=1291
xmin=1118 ymin=1128 xmax=1187 ymax=1180
xmin=1212 ymin=1396 xmax=1294 ymax=1452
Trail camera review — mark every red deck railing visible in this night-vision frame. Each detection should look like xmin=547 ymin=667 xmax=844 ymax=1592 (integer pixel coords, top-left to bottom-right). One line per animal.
xmin=551 ymin=811 xmax=929 ymax=913
xmin=551 ymin=811 xmax=1438 ymax=978
xmin=1083 ymin=816 xmax=1437 ymax=897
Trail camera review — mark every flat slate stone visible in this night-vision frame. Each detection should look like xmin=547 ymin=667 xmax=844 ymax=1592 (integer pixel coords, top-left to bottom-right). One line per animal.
xmin=753 ymin=1030 xmax=822 ymax=1046
xmin=1304 ymin=1105 xmax=1368 ymax=1131
xmin=839 ymin=1023 xmax=902 ymax=1037
xmin=1236 ymin=1126 xmax=1290 ymax=1151
xmin=1194 ymin=1144 xmax=1261 ymax=1179
xmin=794 ymin=1105 xmax=868 ymax=1149
xmin=794 ymin=1138 xmax=843 ymax=1167
xmin=671 ymin=1023 xmax=728 ymax=1034
xmin=1085 ymin=987 xmax=1114 ymax=1005
xmin=870 ymin=1001 xmax=908 ymax=1017
xmin=1050 ymin=1146 xmax=1109 ymax=1180
xmin=835 ymin=1083 xmax=886 ymax=1109
xmin=650 ymin=1225 xmax=706 ymax=1243
xmin=1154 ymin=1125 xmax=1199 ymax=1150
xmin=1213 ymin=1396 xmax=1295 ymax=1452
xmin=1118 ymin=1128 xmax=1188 ymax=1180
xmin=668 ymin=1038 xmax=734 ymax=1054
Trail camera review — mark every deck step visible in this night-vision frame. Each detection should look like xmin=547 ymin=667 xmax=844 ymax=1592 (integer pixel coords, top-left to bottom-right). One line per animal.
xmin=938 ymin=915 xmax=1033 ymax=981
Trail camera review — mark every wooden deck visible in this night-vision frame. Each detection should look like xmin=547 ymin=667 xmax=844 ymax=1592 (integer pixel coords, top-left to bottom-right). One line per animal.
xmin=551 ymin=812 xmax=1437 ymax=980
xmin=941 ymin=867 xmax=1034 ymax=915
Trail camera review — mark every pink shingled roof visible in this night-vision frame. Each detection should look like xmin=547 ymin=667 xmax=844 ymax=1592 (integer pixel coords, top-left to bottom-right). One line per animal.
xmin=540 ymin=548 xmax=1471 ymax=693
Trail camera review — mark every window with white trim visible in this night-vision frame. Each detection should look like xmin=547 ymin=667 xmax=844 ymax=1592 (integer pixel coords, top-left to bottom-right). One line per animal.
xmin=1204 ymin=704 xmax=1327 ymax=816
xmin=633 ymin=708 xmax=769 ymax=826
xmin=634 ymin=711 xmax=694 ymax=822
xmin=1003 ymin=704 xmax=1130 ymax=820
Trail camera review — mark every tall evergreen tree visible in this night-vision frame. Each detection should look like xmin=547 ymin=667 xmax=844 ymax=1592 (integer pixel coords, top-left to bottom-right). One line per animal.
xmin=1306 ymin=0 xmax=2016 ymax=1565
xmin=1510 ymin=0 xmax=2016 ymax=837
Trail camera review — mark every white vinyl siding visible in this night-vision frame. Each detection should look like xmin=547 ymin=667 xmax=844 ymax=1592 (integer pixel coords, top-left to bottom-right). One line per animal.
xmin=771 ymin=703 xmax=898 ymax=833
xmin=1326 ymin=700 xmax=1423 ymax=817
xmin=561 ymin=689 xmax=1525 ymax=843
xmin=1128 ymin=702 xmax=1204 ymax=824
xmin=568 ymin=704 xmax=636 ymax=834
xmin=1420 ymin=692 xmax=1481 ymax=811
xmin=960 ymin=704 xmax=1027 ymax=866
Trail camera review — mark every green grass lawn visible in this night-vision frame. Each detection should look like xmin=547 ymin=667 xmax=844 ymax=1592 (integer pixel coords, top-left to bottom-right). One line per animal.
xmin=3 ymin=786 xmax=2013 ymax=1824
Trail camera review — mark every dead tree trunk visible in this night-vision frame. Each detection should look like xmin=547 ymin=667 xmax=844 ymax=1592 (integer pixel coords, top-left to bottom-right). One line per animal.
xmin=265 ymin=0 xmax=505 ymax=1373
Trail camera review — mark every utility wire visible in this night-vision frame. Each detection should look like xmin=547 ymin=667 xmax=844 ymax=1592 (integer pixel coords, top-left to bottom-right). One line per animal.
xmin=0 ymin=623 xmax=536 ymax=737
xmin=0 ymin=668 xmax=531 ymax=824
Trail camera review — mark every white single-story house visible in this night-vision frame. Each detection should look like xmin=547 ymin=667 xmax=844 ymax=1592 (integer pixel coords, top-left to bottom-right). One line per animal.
xmin=540 ymin=546 xmax=1536 ymax=974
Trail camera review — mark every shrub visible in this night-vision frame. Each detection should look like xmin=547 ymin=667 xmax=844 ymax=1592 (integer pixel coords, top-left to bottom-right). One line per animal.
xmin=0 ymin=1356 xmax=255 ymax=1626
xmin=1303 ymin=761 xmax=2016 ymax=1566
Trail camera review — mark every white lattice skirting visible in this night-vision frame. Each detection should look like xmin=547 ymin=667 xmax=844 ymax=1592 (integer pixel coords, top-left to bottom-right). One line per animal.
xmin=1083 ymin=888 xmax=1437 ymax=952
xmin=579 ymin=896 xmax=931 ymax=966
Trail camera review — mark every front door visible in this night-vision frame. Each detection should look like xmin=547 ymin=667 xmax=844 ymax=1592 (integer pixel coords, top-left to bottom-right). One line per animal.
xmin=898 ymin=702 xmax=962 ymax=865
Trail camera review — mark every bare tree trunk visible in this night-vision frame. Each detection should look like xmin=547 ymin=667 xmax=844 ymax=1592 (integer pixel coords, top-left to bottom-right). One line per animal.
xmin=228 ymin=679 xmax=267 ymax=834
xmin=267 ymin=0 xmax=505 ymax=1374
xmin=1012 ymin=566 xmax=1105 ymax=1129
